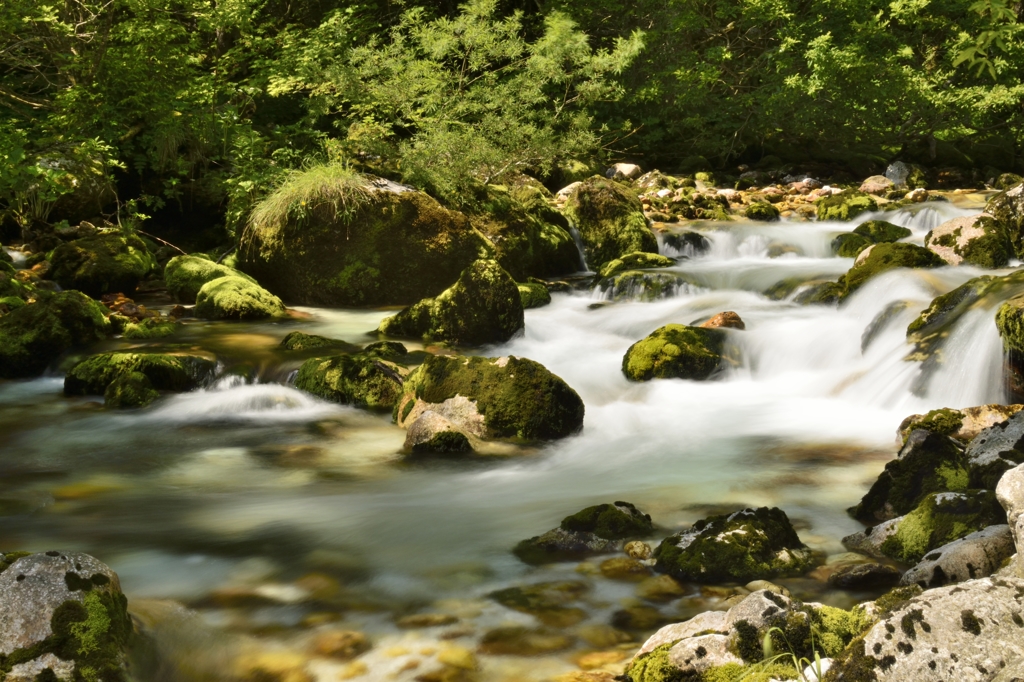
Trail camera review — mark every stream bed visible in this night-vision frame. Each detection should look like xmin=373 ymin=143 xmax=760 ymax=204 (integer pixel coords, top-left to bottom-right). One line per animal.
xmin=0 ymin=194 xmax=1008 ymax=681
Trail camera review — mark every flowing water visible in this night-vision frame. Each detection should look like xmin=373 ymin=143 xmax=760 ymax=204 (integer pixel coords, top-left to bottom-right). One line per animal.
xmin=0 ymin=195 xmax=1011 ymax=680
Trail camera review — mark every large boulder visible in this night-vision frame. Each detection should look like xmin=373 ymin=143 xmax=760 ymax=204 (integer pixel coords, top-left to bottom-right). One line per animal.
xmin=378 ymin=259 xmax=524 ymax=346
xmin=239 ymin=178 xmax=488 ymax=306
xmin=965 ymin=411 xmax=1024 ymax=489
xmin=0 ymin=551 xmax=131 ymax=681
xmin=816 ymin=190 xmax=878 ymax=222
xmin=924 ymin=214 xmax=1011 ymax=268
xmin=64 ymin=351 xmax=217 ymax=407
xmin=49 ymin=233 xmax=156 ymax=298
xmin=825 ymin=576 xmax=1024 ymax=681
xmin=395 ymin=354 xmax=584 ymax=441
xmin=517 ymin=282 xmax=551 ymax=309
xmin=562 ymin=176 xmax=658 ymax=269
xmin=851 ymin=429 xmax=969 ymax=522
xmin=0 ymin=291 xmax=111 ymax=378
xmin=996 ymin=462 xmax=1024 ymax=577
xmin=839 ymin=242 xmax=944 ymax=300
xmin=294 ymin=351 xmax=406 ymax=411
xmin=163 ymin=255 xmax=256 ymax=303
xmin=986 ymin=182 xmax=1024 ymax=258
xmin=832 ymin=232 xmax=873 ymax=258
xmin=900 ymin=524 xmax=1014 ymax=588
xmin=653 ymin=507 xmax=817 ymax=583
xmin=193 ymin=276 xmax=286 ymax=320
xmin=621 ymin=324 xmax=728 ymax=381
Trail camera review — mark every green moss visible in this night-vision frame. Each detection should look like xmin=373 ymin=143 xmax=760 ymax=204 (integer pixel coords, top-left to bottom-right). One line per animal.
xmin=563 ymin=176 xmax=658 ymax=269
xmin=410 ymin=429 xmax=472 ymax=454
xmin=560 ymin=501 xmax=653 ymax=539
xmin=240 ymin=181 xmax=489 ymax=306
xmin=64 ymin=351 xmax=217 ymax=396
xmin=518 ymin=282 xmax=552 ymax=309
xmin=598 ymin=252 xmax=675 ymax=279
xmin=294 ymin=353 xmax=405 ymax=410
xmin=874 ymin=585 xmax=923 ymax=616
xmin=0 ymin=551 xmax=31 ymax=573
xmin=832 ymin=233 xmax=872 ymax=257
xmin=49 ymin=233 xmax=156 ymax=298
xmin=194 ymin=276 xmax=286 ymax=320
xmin=279 ymin=332 xmax=359 ymax=353
xmin=163 ymin=254 xmax=256 ymax=303
xmin=626 ymin=643 xmax=687 ymax=682
xmin=997 ymin=295 xmax=1024 ymax=353
xmin=399 ymin=354 xmax=584 ymax=440
xmin=745 ymin=202 xmax=780 ymax=222
xmin=103 ymin=371 xmax=159 ymax=408
xmin=816 ymin=190 xmax=878 ymax=222
xmin=622 ymin=324 xmax=726 ymax=382
xmin=653 ymin=507 xmax=815 ymax=583
xmin=905 ymin=408 xmax=964 ymax=439
xmin=0 ymin=295 xmax=27 ymax=313
xmin=814 ymin=605 xmax=874 ymax=657
xmin=840 ymin=242 xmax=944 ymax=300
xmin=853 ymin=221 xmax=911 ymax=243
xmin=121 ymin=318 xmax=179 ymax=339
xmin=957 ymin=216 xmax=1013 ymax=268
xmin=0 ymin=291 xmax=112 ymax=379
xmin=701 ymin=662 xmax=800 ymax=682
xmin=378 ymin=259 xmax=524 ymax=346
xmin=878 ymin=490 xmax=1006 ymax=563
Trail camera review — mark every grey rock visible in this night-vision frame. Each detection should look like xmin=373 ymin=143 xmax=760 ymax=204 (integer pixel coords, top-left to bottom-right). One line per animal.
xmin=842 ymin=517 xmax=901 ymax=560
xmin=997 ymin=463 xmax=1024 ymax=578
xmin=968 ymin=413 xmax=1024 ymax=489
xmin=828 ymin=563 xmax=902 ymax=590
xmin=662 ymin=634 xmax=742 ymax=675
xmin=6 ymin=653 xmax=76 ymax=681
xmin=512 ymin=527 xmax=615 ymax=565
xmin=637 ymin=610 xmax=729 ymax=656
xmin=827 ymin=576 xmax=1024 ymax=681
xmin=725 ymin=589 xmax=796 ymax=630
xmin=901 ymin=525 xmax=1014 ymax=588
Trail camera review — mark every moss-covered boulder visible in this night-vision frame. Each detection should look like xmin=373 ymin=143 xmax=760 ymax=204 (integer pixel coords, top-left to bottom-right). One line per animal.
xmin=599 ymin=271 xmax=703 ymax=302
xmin=924 ymin=214 xmax=1011 ymax=268
xmin=851 ymin=429 xmax=969 ymax=523
xmin=164 ymin=254 xmax=256 ymax=303
xmin=395 ymin=354 xmax=584 ymax=441
xmin=744 ymin=201 xmax=780 ymax=222
xmin=0 ymin=551 xmax=131 ymax=681
xmin=0 ymin=291 xmax=111 ymax=378
xmin=816 ymin=190 xmax=878 ymax=222
xmin=985 ymin=182 xmax=1024 ymax=258
xmin=239 ymin=176 xmax=489 ymax=306
xmin=279 ymin=332 xmax=359 ymax=353
xmin=64 ymin=351 xmax=217 ymax=407
xmin=194 ymin=276 xmax=286 ymax=320
xmin=562 ymin=176 xmax=658 ymax=269
xmin=853 ymin=219 xmax=911 ymax=243
xmin=653 ymin=507 xmax=817 ymax=582
xmin=561 ymin=501 xmax=653 ymax=539
xmin=122 ymin=317 xmax=179 ymax=339
xmin=518 ymin=283 xmax=551 ymax=309
xmin=294 ymin=352 xmax=406 ymax=411
xmin=622 ymin=324 xmax=727 ymax=381
xmin=597 ymin=252 xmax=675 ymax=279
xmin=839 ymin=242 xmax=944 ymax=300
xmin=49 ymin=233 xmax=156 ymax=298
xmin=831 ymin=232 xmax=872 ymax=257
xmin=378 ymin=259 xmax=524 ymax=346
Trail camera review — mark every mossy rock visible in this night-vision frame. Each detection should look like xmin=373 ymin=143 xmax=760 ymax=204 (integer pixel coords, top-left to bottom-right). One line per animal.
xmin=662 ymin=231 xmax=711 ymax=256
xmin=518 ymin=282 xmax=551 ymax=309
xmin=899 ymin=408 xmax=964 ymax=441
xmin=816 ymin=190 xmax=878 ymax=222
xmin=396 ymin=354 xmax=584 ymax=440
xmin=839 ymin=242 xmax=944 ymax=300
xmin=49 ymin=233 xmax=156 ymax=298
xmin=622 ymin=324 xmax=727 ymax=381
xmin=560 ymin=501 xmax=653 ymax=539
xmin=853 ymin=220 xmax=911 ymax=243
xmin=877 ymin=490 xmax=1006 ymax=564
xmin=164 ymin=254 xmax=256 ymax=303
xmin=194 ymin=276 xmax=286 ymax=320
xmin=0 ymin=291 xmax=111 ymax=379
xmin=653 ymin=507 xmax=816 ymax=582
xmin=239 ymin=184 xmax=489 ymax=306
xmin=378 ymin=259 xmax=524 ymax=346
xmin=104 ymin=371 xmax=160 ymax=408
xmin=851 ymin=429 xmax=969 ymax=523
xmin=996 ymin=294 xmax=1024 ymax=355
xmin=925 ymin=215 xmax=1012 ymax=268
xmin=64 ymin=351 xmax=217 ymax=400
xmin=469 ymin=184 xmax=580 ymax=280
xmin=597 ymin=252 xmax=675 ymax=279
xmin=279 ymin=332 xmax=360 ymax=353
xmin=745 ymin=202 xmax=780 ymax=222
xmin=985 ymin=183 xmax=1024 ymax=259
xmin=831 ymin=233 xmax=873 ymax=258
xmin=600 ymin=271 xmax=703 ymax=302
xmin=562 ymin=176 xmax=658 ymax=269
xmin=513 ymin=528 xmax=616 ymax=565
xmin=122 ymin=318 xmax=179 ymax=339
xmin=294 ymin=352 xmax=405 ymax=411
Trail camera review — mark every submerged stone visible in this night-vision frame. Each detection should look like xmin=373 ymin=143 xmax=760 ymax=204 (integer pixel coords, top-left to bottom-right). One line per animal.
xmin=194 ymin=276 xmax=286 ymax=320
xmin=49 ymin=233 xmax=156 ymax=297
xmin=653 ymin=507 xmax=817 ymax=583
xmin=488 ymin=581 xmax=589 ymax=627
xmin=164 ymin=254 xmax=256 ymax=303
xmin=622 ymin=324 xmax=728 ymax=382
xmin=378 ymin=259 xmax=524 ymax=346
xmin=563 ymin=176 xmax=658 ymax=269
xmin=0 ymin=291 xmax=111 ymax=379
